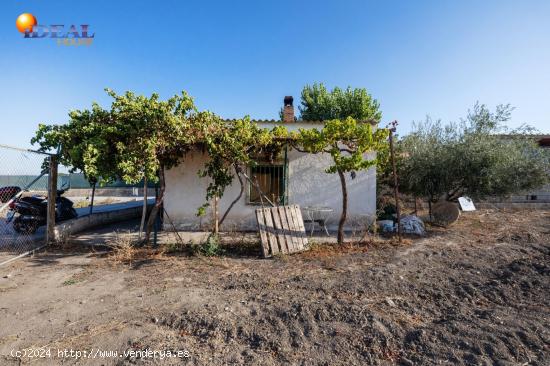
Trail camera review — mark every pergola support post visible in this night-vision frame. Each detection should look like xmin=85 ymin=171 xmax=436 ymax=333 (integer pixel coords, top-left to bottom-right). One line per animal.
xmin=46 ymin=155 xmax=58 ymax=244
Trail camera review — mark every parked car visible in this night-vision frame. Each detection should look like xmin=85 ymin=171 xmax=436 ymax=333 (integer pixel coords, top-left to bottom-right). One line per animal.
xmin=0 ymin=186 xmax=21 ymax=203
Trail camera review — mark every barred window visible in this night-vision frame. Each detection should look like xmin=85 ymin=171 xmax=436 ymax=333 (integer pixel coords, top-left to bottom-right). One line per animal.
xmin=249 ymin=165 xmax=285 ymax=204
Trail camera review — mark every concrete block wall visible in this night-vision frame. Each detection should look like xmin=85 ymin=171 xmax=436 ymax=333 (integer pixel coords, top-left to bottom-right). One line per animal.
xmin=54 ymin=204 xmax=146 ymax=242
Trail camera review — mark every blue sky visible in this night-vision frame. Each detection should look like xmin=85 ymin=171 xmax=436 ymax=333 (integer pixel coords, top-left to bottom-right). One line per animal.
xmin=1 ymin=0 xmax=549 ymax=148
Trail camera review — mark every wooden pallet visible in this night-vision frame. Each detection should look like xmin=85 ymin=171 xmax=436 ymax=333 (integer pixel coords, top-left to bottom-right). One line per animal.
xmin=255 ymin=204 xmax=309 ymax=257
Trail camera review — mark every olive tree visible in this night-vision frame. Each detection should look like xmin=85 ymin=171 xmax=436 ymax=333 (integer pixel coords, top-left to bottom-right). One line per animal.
xmin=398 ymin=103 xmax=550 ymax=207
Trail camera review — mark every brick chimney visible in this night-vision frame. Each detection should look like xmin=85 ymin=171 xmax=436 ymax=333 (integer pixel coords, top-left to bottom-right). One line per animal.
xmin=283 ymin=96 xmax=294 ymax=123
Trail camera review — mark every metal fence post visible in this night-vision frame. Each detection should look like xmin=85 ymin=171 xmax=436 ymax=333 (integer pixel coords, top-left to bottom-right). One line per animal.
xmin=389 ymin=123 xmax=402 ymax=242
xmin=46 ymin=155 xmax=58 ymax=244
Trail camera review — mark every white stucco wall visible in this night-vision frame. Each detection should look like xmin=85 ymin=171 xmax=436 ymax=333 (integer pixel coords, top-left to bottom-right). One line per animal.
xmin=163 ymin=149 xmax=376 ymax=231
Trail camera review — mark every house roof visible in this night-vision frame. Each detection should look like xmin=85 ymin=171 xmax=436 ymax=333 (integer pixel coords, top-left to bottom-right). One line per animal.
xmin=223 ymin=118 xmax=378 ymax=127
xmin=538 ymin=136 xmax=550 ymax=147
xmin=223 ymin=118 xmax=378 ymax=124
xmin=497 ymin=134 xmax=550 ymax=147
xmin=221 ymin=119 xmax=379 ymax=135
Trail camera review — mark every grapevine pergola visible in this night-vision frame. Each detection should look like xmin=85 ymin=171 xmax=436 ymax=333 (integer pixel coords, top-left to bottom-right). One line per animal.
xmin=32 ymin=89 xmax=390 ymax=245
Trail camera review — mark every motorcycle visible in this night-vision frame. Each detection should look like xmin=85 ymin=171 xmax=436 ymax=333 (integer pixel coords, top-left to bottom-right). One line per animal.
xmin=7 ymin=183 xmax=78 ymax=234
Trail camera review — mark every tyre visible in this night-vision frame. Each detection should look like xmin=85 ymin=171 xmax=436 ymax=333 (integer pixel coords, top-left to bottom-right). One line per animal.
xmin=13 ymin=217 xmax=38 ymax=234
xmin=69 ymin=207 xmax=78 ymax=219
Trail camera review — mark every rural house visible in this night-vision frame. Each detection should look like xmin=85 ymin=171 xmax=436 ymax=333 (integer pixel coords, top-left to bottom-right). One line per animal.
xmin=163 ymin=97 xmax=378 ymax=231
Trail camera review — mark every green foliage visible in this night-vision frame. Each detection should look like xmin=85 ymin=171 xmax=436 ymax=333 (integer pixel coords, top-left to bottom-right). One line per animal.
xmin=396 ymin=117 xmax=454 ymax=201
xmin=196 ymin=116 xmax=289 ymax=216
xmin=105 ymin=88 xmax=197 ymax=184
xmin=295 ymin=84 xmax=388 ymax=244
xmin=163 ymin=241 xmax=190 ymax=254
xmin=195 ymin=234 xmax=224 ymax=256
xmin=32 ymin=103 xmax=119 ymax=185
xmin=297 ymin=117 xmax=389 ymax=173
xmin=299 ymin=83 xmax=382 ymax=122
xmin=32 ymin=88 xmax=202 ymax=244
xmin=32 ymin=88 xmax=198 ymax=186
xmin=32 ymin=84 xmax=392 ymax=241
xmin=398 ymin=103 xmax=550 ymax=201
xmin=295 ymin=117 xmax=389 ymax=244
xmin=62 ymin=278 xmax=78 ymax=286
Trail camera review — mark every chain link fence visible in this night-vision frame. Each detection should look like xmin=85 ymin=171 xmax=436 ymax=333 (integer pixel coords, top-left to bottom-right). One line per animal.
xmin=60 ymin=174 xmax=156 ymax=216
xmin=0 ymin=144 xmax=55 ymax=265
xmin=0 ymin=144 xmax=161 ymax=266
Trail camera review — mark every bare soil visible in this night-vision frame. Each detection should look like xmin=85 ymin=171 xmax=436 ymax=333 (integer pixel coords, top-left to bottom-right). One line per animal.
xmin=0 ymin=210 xmax=548 ymax=365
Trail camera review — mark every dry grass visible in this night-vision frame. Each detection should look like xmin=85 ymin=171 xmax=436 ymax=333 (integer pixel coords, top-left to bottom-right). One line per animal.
xmin=104 ymin=232 xmax=138 ymax=264
xmin=73 ymin=197 xmax=120 ymax=208
xmin=72 ymin=200 xmax=90 ymax=208
xmin=103 ymin=232 xmax=184 ymax=266
xmin=48 ymin=234 xmax=93 ymax=254
xmin=301 ymin=236 xmax=411 ymax=259
xmin=450 ymin=208 xmax=548 ymax=244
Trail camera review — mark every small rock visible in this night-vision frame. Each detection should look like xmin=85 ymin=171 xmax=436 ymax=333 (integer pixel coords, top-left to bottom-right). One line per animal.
xmin=400 ymin=357 xmax=414 ymax=366
xmin=385 ymin=298 xmax=396 ymax=307
xmin=224 ymin=307 xmax=230 ymax=311
xmin=3 ymin=274 xmax=11 ymax=279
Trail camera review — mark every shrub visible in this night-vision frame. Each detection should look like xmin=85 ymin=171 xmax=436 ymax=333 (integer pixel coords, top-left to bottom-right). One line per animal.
xmin=195 ymin=234 xmax=224 ymax=257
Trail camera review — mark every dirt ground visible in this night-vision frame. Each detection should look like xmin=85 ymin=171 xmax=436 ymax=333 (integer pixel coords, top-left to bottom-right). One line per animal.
xmin=0 ymin=209 xmax=548 ymax=365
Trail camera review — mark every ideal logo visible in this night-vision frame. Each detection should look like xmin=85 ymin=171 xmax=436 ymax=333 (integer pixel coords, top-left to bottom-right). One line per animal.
xmin=16 ymin=13 xmax=95 ymax=46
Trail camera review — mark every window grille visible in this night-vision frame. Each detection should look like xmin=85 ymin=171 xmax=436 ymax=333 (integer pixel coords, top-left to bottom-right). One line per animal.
xmin=249 ymin=165 xmax=285 ymax=205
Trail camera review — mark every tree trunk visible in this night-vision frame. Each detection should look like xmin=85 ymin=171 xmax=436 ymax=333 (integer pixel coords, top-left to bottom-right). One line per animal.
xmin=139 ymin=176 xmax=148 ymax=240
xmin=213 ymin=196 xmax=219 ymax=234
xmin=89 ymin=182 xmax=96 ymax=216
xmin=446 ymin=188 xmax=463 ymax=202
xmin=219 ymin=167 xmax=244 ymax=227
xmin=337 ymin=169 xmax=347 ymax=245
xmin=144 ymin=166 xmax=165 ymax=245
